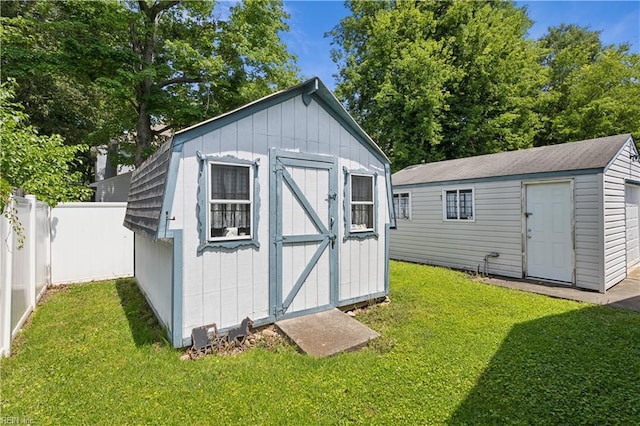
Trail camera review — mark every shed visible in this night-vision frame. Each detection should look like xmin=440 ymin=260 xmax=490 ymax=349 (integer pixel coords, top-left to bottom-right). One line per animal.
xmin=390 ymin=134 xmax=639 ymax=293
xmin=124 ymin=78 xmax=395 ymax=347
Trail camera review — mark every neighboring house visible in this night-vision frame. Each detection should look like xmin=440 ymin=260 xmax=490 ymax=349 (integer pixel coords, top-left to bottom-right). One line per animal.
xmin=94 ymin=144 xmax=135 ymax=182
xmin=91 ymin=144 xmax=135 ymax=202
xmin=124 ymin=78 xmax=395 ymax=347
xmin=390 ymin=134 xmax=639 ymax=293
xmin=89 ymin=172 xmax=133 ymax=202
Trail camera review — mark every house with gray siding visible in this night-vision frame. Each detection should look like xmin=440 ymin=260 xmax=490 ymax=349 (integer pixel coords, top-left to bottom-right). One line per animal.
xmin=124 ymin=78 xmax=395 ymax=347
xmin=390 ymin=134 xmax=639 ymax=293
xmin=90 ymin=172 xmax=132 ymax=202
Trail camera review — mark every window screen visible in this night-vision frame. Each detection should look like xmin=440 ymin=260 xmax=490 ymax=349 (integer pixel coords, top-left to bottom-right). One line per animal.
xmin=351 ymin=175 xmax=374 ymax=231
xmin=209 ymin=163 xmax=252 ymax=239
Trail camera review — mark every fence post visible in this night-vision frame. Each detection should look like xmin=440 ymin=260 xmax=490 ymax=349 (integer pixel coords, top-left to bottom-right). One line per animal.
xmin=46 ymin=204 xmax=52 ymax=287
xmin=1 ymin=197 xmax=15 ymax=357
xmin=27 ymin=195 xmax=37 ymax=309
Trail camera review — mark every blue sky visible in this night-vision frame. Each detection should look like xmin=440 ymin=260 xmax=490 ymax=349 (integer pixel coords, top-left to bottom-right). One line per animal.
xmin=280 ymin=1 xmax=640 ymax=91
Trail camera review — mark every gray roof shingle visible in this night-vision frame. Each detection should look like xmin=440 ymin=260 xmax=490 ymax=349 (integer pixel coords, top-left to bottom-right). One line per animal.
xmin=392 ymin=134 xmax=633 ymax=186
xmin=123 ymin=140 xmax=172 ymax=239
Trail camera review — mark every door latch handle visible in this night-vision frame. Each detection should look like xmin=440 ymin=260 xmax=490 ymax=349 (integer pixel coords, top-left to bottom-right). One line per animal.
xmin=329 ymin=234 xmax=336 ymax=248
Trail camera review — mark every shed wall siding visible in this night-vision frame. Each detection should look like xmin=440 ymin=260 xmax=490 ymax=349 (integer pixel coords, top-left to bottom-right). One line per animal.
xmin=573 ymin=174 xmax=604 ymax=290
xmin=134 ymin=234 xmax=173 ymax=331
xmin=604 ymin=140 xmax=640 ymax=289
xmin=390 ymin=180 xmax=523 ymax=277
xmin=168 ymin=95 xmax=388 ymax=335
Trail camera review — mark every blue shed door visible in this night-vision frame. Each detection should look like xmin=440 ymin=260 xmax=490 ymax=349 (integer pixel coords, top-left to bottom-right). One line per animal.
xmin=270 ymin=150 xmax=338 ymax=319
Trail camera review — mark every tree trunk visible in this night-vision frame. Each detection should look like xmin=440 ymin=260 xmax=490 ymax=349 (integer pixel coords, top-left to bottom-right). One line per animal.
xmin=132 ymin=1 xmax=178 ymax=166
xmin=134 ymin=102 xmax=153 ymax=167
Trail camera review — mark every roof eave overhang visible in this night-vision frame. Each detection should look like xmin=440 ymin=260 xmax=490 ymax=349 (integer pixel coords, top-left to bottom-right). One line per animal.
xmin=392 ymin=167 xmax=605 ymax=189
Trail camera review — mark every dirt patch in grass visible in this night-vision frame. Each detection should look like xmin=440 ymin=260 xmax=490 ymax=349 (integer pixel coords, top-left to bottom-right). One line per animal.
xmin=185 ymin=325 xmax=291 ymax=360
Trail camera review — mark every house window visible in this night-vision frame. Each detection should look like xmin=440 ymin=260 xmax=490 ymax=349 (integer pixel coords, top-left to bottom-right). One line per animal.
xmin=350 ymin=174 xmax=374 ymax=231
xmin=208 ymin=163 xmax=252 ymax=240
xmin=393 ymin=192 xmax=411 ymax=220
xmin=444 ymin=188 xmax=474 ymax=221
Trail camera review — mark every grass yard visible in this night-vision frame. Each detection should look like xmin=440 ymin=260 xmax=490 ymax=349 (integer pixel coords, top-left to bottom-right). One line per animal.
xmin=1 ymin=261 xmax=640 ymax=424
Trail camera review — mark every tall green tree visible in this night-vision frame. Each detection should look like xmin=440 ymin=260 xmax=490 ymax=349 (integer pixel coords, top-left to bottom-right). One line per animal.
xmin=0 ymin=80 xmax=92 ymax=210
xmin=1 ymin=0 xmax=298 ymax=167
xmin=331 ymin=0 xmax=545 ymax=170
xmin=551 ymin=46 xmax=640 ymax=141
xmin=534 ymin=24 xmax=603 ymax=145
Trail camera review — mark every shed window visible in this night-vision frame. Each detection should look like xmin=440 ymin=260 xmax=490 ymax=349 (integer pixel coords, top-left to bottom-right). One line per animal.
xmin=393 ymin=192 xmax=411 ymax=220
xmin=351 ymin=174 xmax=374 ymax=231
xmin=444 ymin=188 xmax=474 ymax=221
xmin=209 ymin=163 xmax=252 ymax=240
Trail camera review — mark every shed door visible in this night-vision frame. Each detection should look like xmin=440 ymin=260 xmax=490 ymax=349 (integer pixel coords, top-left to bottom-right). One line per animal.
xmin=271 ymin=152 xmax=338 ymax=319
xmin=626 ymin=185 xmax=640 ymax=268
xmin=525 ymin=182 xmax=573 ymax=283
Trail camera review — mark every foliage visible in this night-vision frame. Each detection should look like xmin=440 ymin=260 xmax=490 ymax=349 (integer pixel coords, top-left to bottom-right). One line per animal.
xmin=330 ymin=0 xmax=545 ymax=170
xmin=535 ymin=24 xmax=640 ymax=144
xmin=1 ymin=0 xmax=299 ymax=168
xmin=0 ymin=1 xmax=111 ymax=181
xmin=331 ymin=2 xmax=640 ymax=170
xmin=2 ymin=262 xmax=640 ymax=423
xmin=550 ymin=46 xmax=640 ymax=141
xmin=0 ymin=80 xmax=92 ymax=209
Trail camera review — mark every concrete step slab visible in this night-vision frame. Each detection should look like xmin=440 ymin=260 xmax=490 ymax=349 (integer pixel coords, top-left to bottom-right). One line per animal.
xmin=275 ymin=308 xmax=380 ymax=358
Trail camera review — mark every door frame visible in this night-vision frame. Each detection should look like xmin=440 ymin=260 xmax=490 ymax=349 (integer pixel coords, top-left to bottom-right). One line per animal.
xmin=522 ymin=179 xmax=576 ymax=284
xmin=268 ymin=149 xmax=339 ymax=320
xmin=625 ymin=182 xmax=640 ymax=270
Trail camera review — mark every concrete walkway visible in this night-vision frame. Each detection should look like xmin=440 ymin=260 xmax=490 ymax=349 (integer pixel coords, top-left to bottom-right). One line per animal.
xmin=275 ymin=308 xmax=380 ymax=358
xmin=483 ymin=272 xmax=640 ymax=313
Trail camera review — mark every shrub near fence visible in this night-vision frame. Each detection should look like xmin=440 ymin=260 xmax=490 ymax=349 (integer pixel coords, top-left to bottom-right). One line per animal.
xmin=1 ymin=197 xmax=134 ymax=357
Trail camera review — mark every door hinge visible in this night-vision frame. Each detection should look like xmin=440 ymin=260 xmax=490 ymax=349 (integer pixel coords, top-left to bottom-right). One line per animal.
xmin=275 ymin=306 xmax=286 ymax=317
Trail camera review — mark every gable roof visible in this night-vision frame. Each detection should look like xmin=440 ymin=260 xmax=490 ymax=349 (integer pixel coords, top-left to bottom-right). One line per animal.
xmin=124 ymin=78 xmax=390 ymax=238
xmin=173 ymin=77 xmax=389 ymax=162
xmin=393 ymin=134 xmax=634 ymax=187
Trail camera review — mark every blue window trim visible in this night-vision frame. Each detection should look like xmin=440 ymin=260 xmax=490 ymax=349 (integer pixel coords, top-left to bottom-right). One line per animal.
xmin=343 ymin=167 xmax=378 ymax=240
xmin=196 ymin=152 xmax=260 ymax=252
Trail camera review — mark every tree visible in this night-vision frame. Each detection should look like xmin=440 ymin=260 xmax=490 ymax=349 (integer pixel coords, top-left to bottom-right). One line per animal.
xmin=1 ymin=0 xmax=299 ymax=167
xmin=534 ymin=24 xmax=640 ymax=144
xmin=534 ymin=24 xmax=603 ymax=145
xmin=330 ymin=0 xmax=545 ymax=170
xmin=0 ymin=80 xmax=92 ymax=210
xmin=0 ymin=1 xmax=110 ymax=181
xmin=551 ymin=47 xmax=640 ymax=141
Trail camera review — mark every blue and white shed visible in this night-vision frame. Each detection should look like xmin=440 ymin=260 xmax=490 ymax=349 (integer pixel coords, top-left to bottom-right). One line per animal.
xmin=124 ymin=78 xmax=395 ymax=347
xmin=390 ymin=134 xmax=639 ymax=293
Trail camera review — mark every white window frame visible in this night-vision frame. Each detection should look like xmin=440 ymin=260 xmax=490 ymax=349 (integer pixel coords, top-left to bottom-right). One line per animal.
xmin=393 ymin=191 xmax=412 ymax=220
xmin=207 ymin=161 xmax=254 ymax=241
xmin=442 ymin=187 xmax=475 ymax=221
xmin=350 ymin=173 xmax=375 ymax=232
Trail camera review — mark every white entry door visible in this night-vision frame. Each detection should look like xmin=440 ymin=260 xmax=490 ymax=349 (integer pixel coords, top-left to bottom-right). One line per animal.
xmin=525 ymin=182 xmax=573 ymax=283
xmin=626 ymin=185 xmax=640 ymax=268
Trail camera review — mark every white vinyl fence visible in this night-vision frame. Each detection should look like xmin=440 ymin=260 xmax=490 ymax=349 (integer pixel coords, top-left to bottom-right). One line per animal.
xmin=1 ymin=196 xmax=50 ymax=357
xmin=1 ymin=197 xmax=133 ymax=357
xmin=50 ymin=202 xmax=133 ymax=284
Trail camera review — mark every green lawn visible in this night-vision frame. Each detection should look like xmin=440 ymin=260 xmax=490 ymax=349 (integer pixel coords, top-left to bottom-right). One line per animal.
xmin=2 ymin=261 xmax=639 ymax=424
